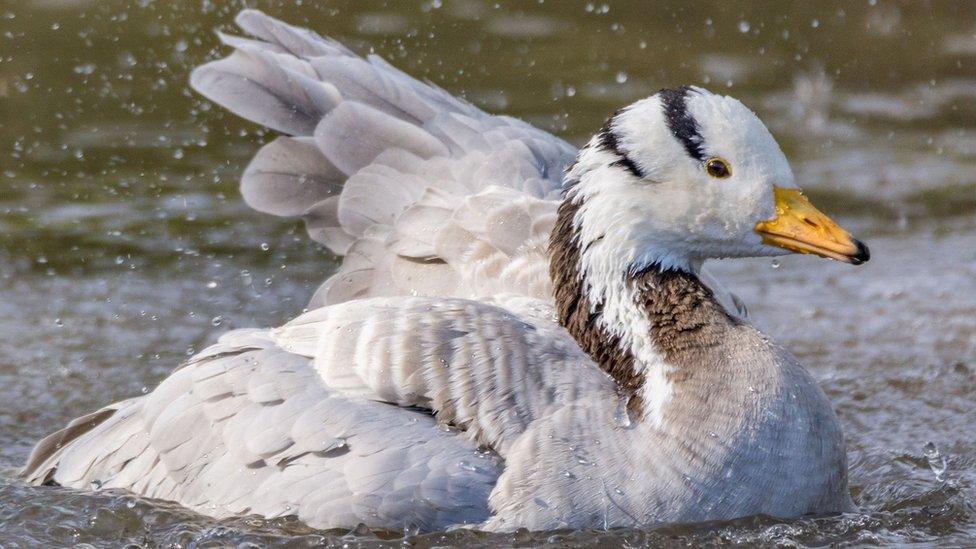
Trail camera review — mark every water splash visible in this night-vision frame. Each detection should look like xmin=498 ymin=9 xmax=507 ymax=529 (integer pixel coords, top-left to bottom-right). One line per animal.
xmin=923 ymin=442 xmax=947 ymax=482
xmin=613 ymin=398 xmax=632 ymax=429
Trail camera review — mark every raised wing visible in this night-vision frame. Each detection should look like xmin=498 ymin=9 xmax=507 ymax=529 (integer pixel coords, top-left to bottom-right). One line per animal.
xmin=23 ymin=296 xmax=617 ymax=531
xmin=190 ymin=10 xmax=576 ymax=307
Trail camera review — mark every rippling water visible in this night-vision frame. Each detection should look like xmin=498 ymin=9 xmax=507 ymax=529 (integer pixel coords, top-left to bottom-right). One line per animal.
xmin=1 ymin=1 xmax=974 ymax=546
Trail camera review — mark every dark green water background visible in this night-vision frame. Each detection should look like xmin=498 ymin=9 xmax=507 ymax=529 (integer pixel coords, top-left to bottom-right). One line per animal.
xmin=1 ymin=1 xmax=974 ymax=546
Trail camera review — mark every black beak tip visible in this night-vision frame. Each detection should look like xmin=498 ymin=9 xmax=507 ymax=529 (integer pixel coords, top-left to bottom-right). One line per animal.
xmin=850 ymin=239 xmax=870 ymax=265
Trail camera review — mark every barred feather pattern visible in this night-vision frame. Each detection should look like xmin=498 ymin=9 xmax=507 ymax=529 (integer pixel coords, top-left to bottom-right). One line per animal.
xmin=24 ymin=298 xmax=624 ymax=532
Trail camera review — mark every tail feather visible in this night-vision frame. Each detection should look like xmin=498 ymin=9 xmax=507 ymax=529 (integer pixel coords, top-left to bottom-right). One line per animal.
xmin=21 ymin=404 xmax=129 ymax=485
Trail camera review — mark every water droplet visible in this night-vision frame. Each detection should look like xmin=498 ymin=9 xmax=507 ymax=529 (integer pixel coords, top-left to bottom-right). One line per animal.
xmin=615 ymin=71 xmax=628 ymax=84
xmin=771 ymin=259 xmax=780 ymax=269
xmin=141 ymin=386 xmax=149 ymax=394
xmin=923 ymin=442 xmax=947 ymax=482
xmin=260 ymin=242 xmax=270 ymax=251
xmin=738 ymin=20 xmax=751 ymax=33
xmin=211 ymin=315 xmax=223 ymax=327
xmin=612 ymin=398 xmax=633 ymax=428
xmin=54 ymin=318 xmax=64 ymax=327
xmin=206 ymin=280 xmax=218 ymax=289
xmin=403 ymin=523 xmax=420 ymax=537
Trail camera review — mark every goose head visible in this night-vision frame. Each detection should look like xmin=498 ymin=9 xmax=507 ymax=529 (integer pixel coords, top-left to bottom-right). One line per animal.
xmin=563 ymin=85 xmax=869 ymax=276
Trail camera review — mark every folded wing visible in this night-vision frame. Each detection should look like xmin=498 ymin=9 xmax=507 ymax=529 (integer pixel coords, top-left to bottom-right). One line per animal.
xmin=23 ymin=296 xmax=616 ymax=531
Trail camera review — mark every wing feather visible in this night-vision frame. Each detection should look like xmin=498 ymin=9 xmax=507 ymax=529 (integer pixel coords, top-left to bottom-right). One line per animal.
xmin=240 ymin=136 xmax=345 ymax=218
xmin=190 ymin=10 xmax=748 ymax=317
xmin=190 ymin=10 xmax=576 ymax=306
xmin=272 ymin=295 xmax=615 ymax=454
xmin=24 ymin=328 xmax=510 ymax=531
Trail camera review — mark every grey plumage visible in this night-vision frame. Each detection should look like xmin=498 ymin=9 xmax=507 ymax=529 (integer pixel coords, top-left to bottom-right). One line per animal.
xmin=190 ymin=9 xmax=577 ymax=308
xmin=241 ymin=136 xmax=344 ymax=218
xmin=22 ymin=10 xmax=848 ymax=534
xmin=25 ymin=325 xmax=503 ymax=531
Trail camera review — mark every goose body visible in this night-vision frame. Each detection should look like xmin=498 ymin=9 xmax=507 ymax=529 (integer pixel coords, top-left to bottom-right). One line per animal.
xmin=23 ymin=10 xmax=867 ymax=532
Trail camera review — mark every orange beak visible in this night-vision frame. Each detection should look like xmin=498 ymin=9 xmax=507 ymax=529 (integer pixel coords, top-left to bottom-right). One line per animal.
xmin=754 ymin=187 xmax=870 ymax=265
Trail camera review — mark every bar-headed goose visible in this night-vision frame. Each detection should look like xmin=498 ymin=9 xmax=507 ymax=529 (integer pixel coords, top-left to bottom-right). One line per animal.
xmin=23 ymin=10 xmax=869 ymax=533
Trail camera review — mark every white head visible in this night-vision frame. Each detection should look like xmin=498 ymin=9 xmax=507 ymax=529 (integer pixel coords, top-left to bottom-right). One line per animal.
xmin=551 ymin=87 xmax=868 ymax=425
xmin=565 ymin=86 xmax=868 ymax=275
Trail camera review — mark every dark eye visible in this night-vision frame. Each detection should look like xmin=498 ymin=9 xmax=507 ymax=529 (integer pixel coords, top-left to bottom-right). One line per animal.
xmin=705 ymin=157 xmax=731 ymax=178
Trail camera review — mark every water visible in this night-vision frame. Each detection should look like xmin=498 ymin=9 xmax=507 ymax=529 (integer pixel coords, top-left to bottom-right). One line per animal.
xmin=1 ymin=0 xmax=975 ymax=545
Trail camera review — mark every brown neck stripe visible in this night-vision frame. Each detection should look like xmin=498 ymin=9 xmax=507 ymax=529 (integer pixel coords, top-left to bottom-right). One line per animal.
xmin=548 ymin=193 xmax=738 ymax=416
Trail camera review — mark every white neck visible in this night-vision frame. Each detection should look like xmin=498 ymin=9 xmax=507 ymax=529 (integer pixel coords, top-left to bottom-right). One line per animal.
xmin=555 ymin=157 xmax=707 ymax=426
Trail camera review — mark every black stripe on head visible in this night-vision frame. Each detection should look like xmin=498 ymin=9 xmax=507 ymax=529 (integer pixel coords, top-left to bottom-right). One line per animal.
xmin=596 ymin=112 xmax=645 ymax=179
xmin=658 ymin=86 xmax=706 ymax=162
